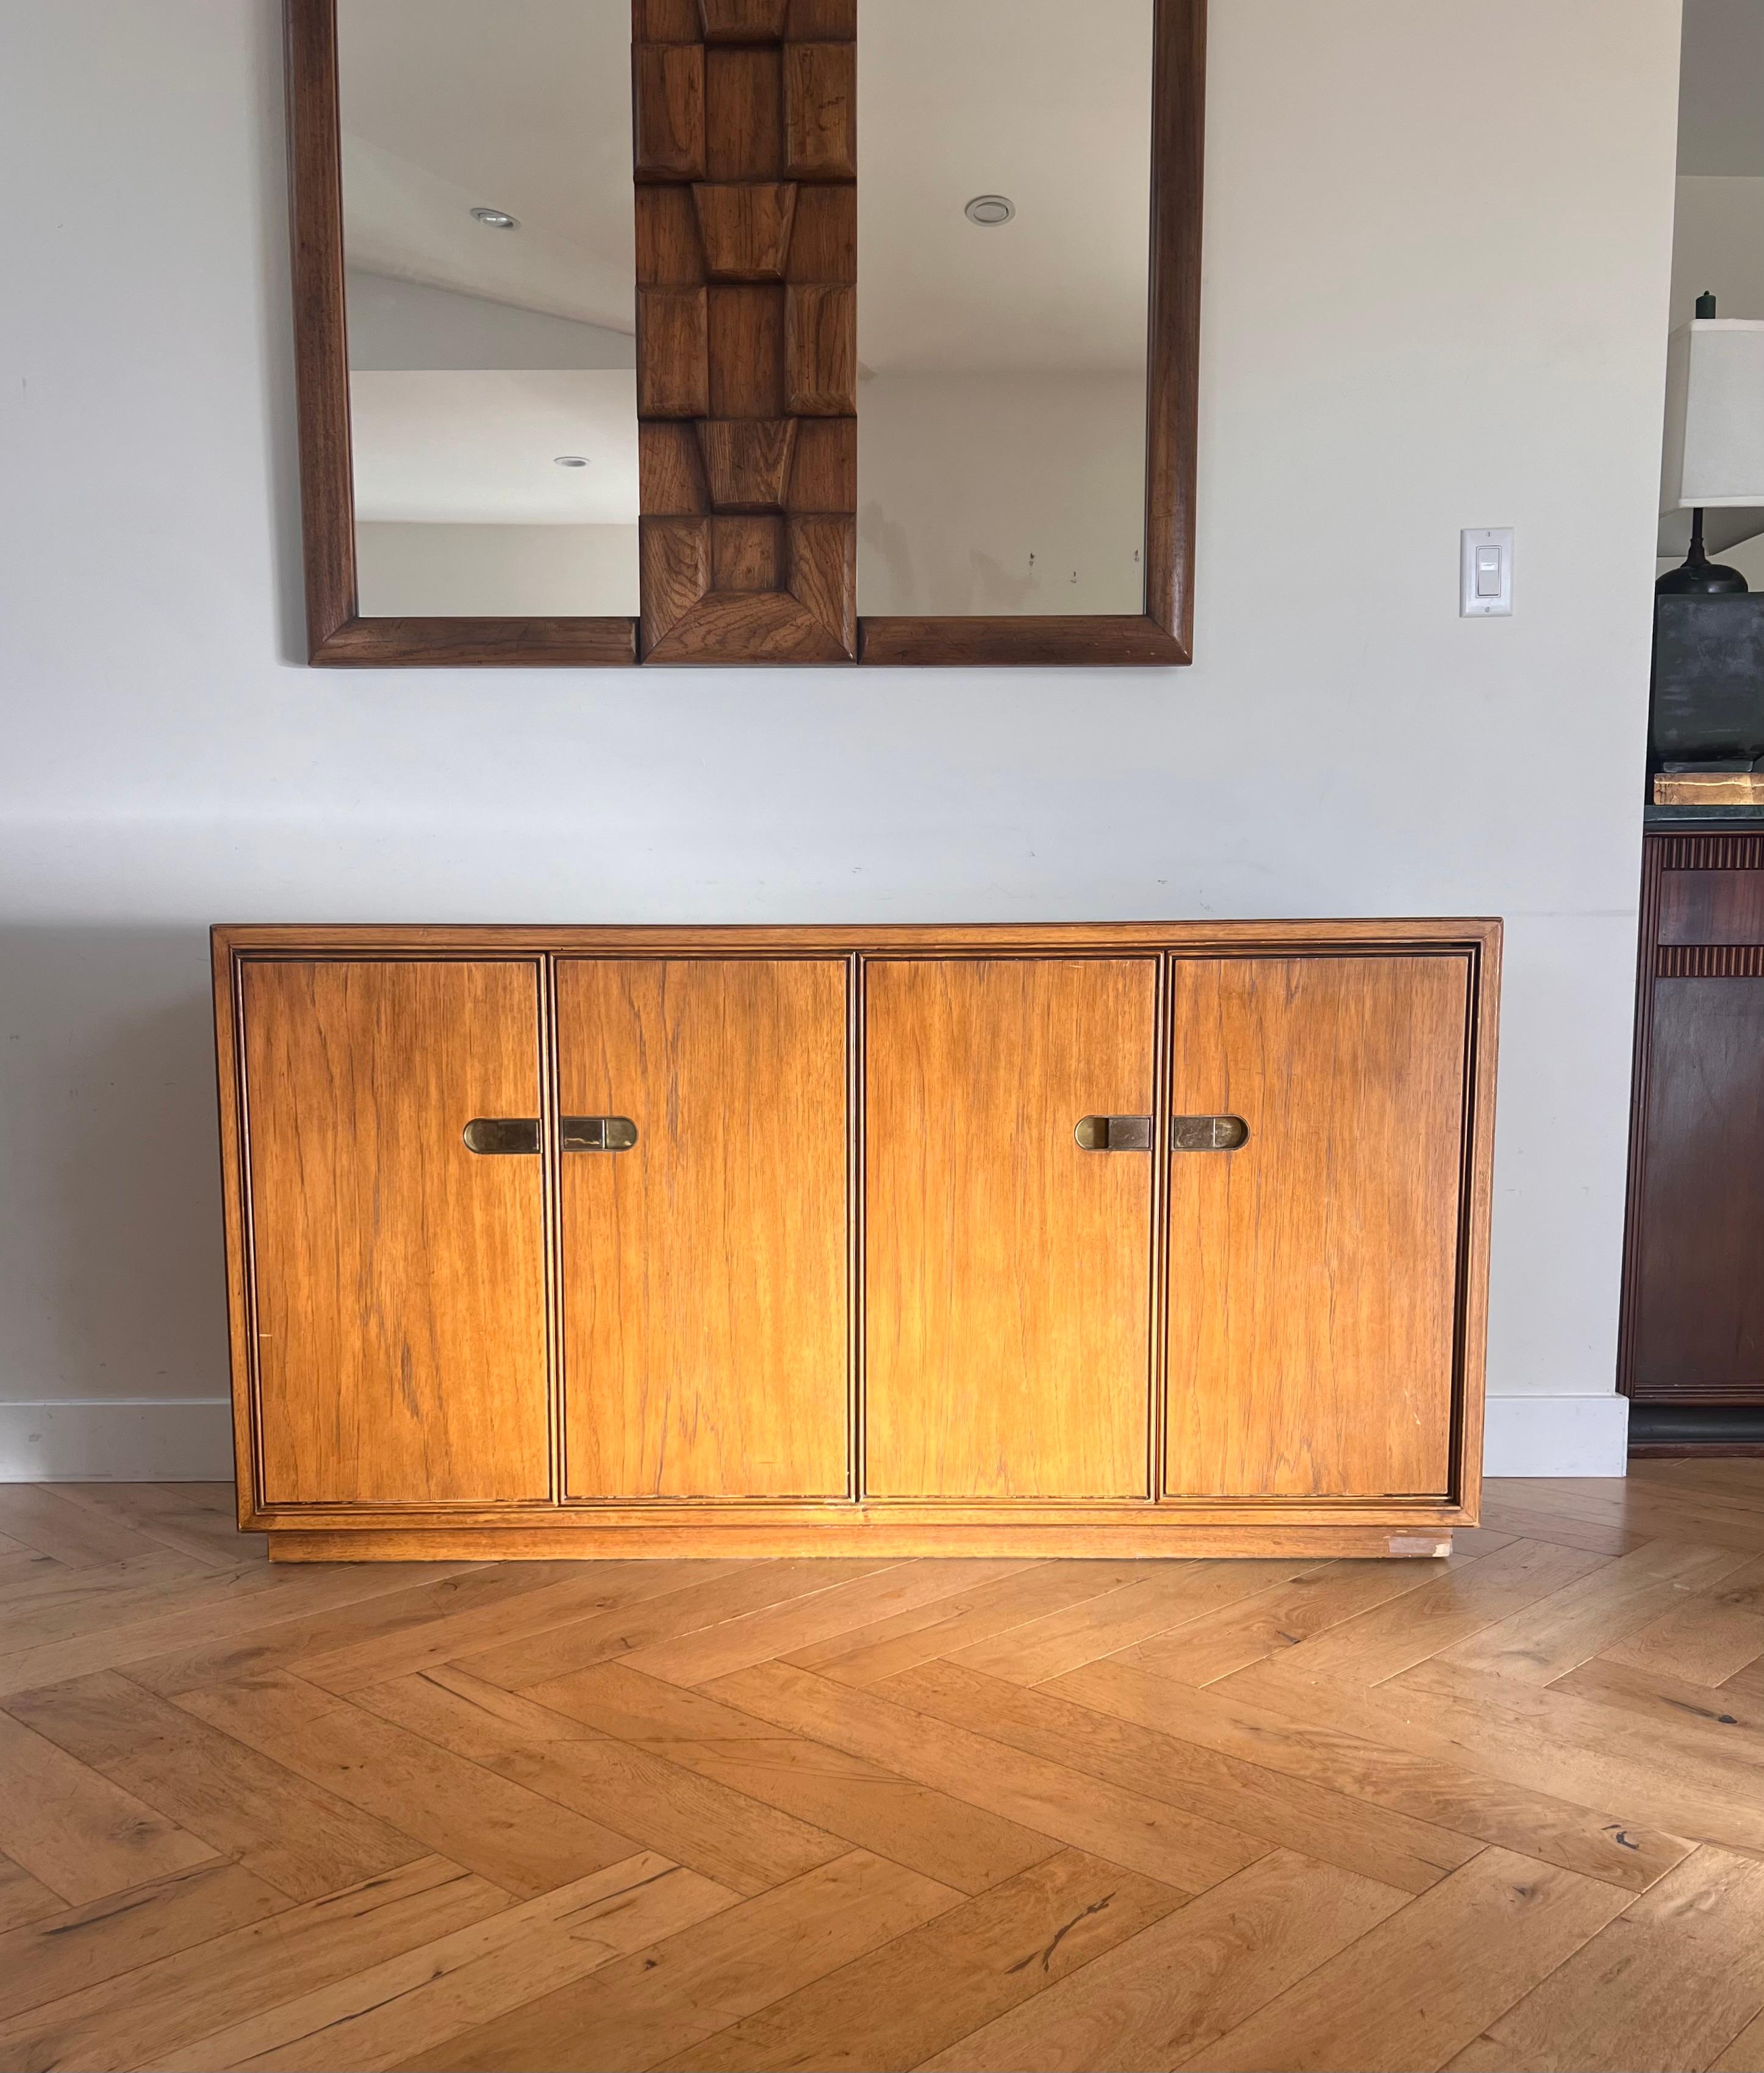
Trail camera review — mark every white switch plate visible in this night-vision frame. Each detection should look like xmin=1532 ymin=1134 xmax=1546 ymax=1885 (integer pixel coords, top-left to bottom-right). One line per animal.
xmin=1461 ymin=528 xmax=1513 ymax=616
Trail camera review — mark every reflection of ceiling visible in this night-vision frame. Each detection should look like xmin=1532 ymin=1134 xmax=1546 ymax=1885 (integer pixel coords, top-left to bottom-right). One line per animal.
xmin=348 ymin=370 xmax=639 ymax=523
xmin=1680 ymin=0 xmax=1764 ymax=176
xmin=337 ymin=0 xmax=633 ymax=328
xmin=858 ymin=0 xmax=1153 ymax=375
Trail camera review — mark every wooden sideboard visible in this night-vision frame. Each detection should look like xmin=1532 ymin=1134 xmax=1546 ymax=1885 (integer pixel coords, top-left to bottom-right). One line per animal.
xmin=1622 ymin=829 xmax=1764 ymax=1434
xmin=212 ymin=921 xmax=1499 ymax=1559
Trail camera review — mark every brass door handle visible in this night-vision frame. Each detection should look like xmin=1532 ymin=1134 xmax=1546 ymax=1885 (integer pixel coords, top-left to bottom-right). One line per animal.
xmin=463 ymin=1118 xmax=540 ymax=1155
xmin=562 ymin=1116 xmax=638 ymax=1151
xmin=463 ymin=1117 xmax=639 ymax=1154
xmin=1074 ymin=1115 xmax=1152 ymax=1151
xmin=1172 ymin=1114 xmax=1249 ymax=1151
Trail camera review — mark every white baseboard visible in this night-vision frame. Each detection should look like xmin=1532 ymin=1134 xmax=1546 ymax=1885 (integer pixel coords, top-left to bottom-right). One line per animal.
xmin=0 ymin=1400 xmax=234 ymax=1481
xmin=0 ymin=1393 xmax=1632 ymax=1485
xmin=1482 ymin=1393 xmax=1630 ymax=1478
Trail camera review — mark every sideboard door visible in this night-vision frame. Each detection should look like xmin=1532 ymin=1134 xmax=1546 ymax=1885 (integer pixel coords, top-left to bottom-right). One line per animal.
xmin=557 ymin=958 xmax=850 ymax=1499
xmin=1164 ymin=955 xmax=1471 ymax=1499
xmin=864 ymin=957 xmax=1158 ymax=1499
xmin=240 ymin=959 xmax=551 ymax=1506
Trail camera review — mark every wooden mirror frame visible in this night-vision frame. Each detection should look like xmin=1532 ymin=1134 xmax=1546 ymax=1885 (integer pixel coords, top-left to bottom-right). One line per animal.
xmin=285 ymin=0 xmax=1204 ymax=668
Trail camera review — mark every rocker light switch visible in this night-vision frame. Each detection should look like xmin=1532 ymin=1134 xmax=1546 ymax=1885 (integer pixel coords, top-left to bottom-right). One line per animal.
xmin=1461 ymin=528 xmax=1513 ymax=617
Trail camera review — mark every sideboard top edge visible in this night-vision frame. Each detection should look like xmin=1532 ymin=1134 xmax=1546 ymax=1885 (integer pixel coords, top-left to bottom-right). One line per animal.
xmin=212 ymin=918 xmax=1503 ymax=956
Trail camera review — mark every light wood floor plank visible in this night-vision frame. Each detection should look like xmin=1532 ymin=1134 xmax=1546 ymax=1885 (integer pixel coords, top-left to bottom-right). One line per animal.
xmin=1596 ymin=1592 xmax=1764 ymax=1687
xmin=48 ymin=1482 xmax=264 ymax=1570
xmin=1475 ymin=1500 xmax=1648 ymax=1558
xmin=0 ymin=1484 xmax=181 ymax=1569
xmin=945 ymin=1561 xmax=1325 ymax=1687
xmin=876 ymin=1658 xmax=1479 ymax=1894
xmin=448 ymin=1557 xmax=902 ymax=1694
xmin=1388 ymin=1657 xmax=1764 ymax=1847
xmin=126 ymin=1561 xmax=595 ymax=1697
xmin=0 ymin=1857 xmax=289 ymax=2023
xmin=1713 ymin=2006 xmax=1764 ymax=2071
xmin=1549 ymin=1652 xmax=1764 ymax=1736
xmin=1053 ymin=1658 xmax=1691 ymax=1891
xmin=620 ymin=1560 xmax=1033 ymax=1687
xmin=0 ymin=1850 xmax=65 ymax=1934
xmin=171 ymin=1672 xmax=644 ymax=1899
xmin=705 ymin=1660 xmax=1265 ymax=1892
xmin=159 ymin=1855 xmax=737 ymax=2073
xmin=388 ymin=1852 xmax=959 ymax=2073
xmin=1177 ymin=1847 xmax=1628 ymax=2073
xmin=920 ymin=1849 xmax=1408 ymax=2073
xmin=351 ymin=1669 xmax=848 ymax=1896
xmin=1435 ymin=1539 xmax=1754 ymax=1685
xmin=6 ymin=1669 xmax=428 ymax=1900
xmin=0 ymin=1856 xmax=509 ymax=2073
xmin=0 ymin=1553 xmax=268 ymax=1653
xmin=518 ymin=1658 xmax=1063 ymax=1894
xmin=1108 ymin=1555 xmax=1476 ymax=1689
xmin=782 ymin=1560 xmax=1158 ymax=1686
xmin=1445 ymin=1844 xmax=1764 ymax=2073
xmin=297 ymin=1561 xmax=751 ymax=1696
xmin=1189 ymin=1536 xmax=1609 ymax=1694
xmin=656 ymin=1848 xmax=1184 ymax=2073
xmin=0 ymin=1561 xmax=484 ymax=1697
xmin=0 ymin=1700 xmax=217 ymax=1904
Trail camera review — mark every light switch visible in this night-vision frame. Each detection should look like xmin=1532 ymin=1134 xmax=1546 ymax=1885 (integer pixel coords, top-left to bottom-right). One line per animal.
xmin=1461 ymin=528 xmax=1513 ymax=616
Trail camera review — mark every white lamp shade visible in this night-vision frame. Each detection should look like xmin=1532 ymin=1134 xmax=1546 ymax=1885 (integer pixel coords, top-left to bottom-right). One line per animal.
xmin=1662 ymin=318 xmax=1764 ymax=512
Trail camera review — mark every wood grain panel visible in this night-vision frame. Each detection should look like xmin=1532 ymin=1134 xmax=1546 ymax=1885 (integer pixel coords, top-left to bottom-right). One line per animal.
xmin=864 ymin=958 xmax=1158 ymax=1500
xmin=636 ymin=185 xmax=706 ymax=286
xmin=1632 ymin=978 xmax=1764 ymax=1398
xmin=1658 ymin=868 xmax=1764 ymax=946
xmin=710 ymin=515 xmax=784 ymax=592
xmin=637 ymin=289 xmax=711 ymax=418
xmin=784 ymin=285 xmax=855 ymax=413
xmin=557 ymin=958 xmax=849 ymax=1499
xmin=786 ymin=418 xmax=855 ymax=511
xmin=240 ymin=960 xmax=550 ymax=1506
xmin=639 ymin=421 xmax=711 ymax=514
xmin=705 ymin=49 xmax=784 ymax=179
xmin=634 ymin=44 xmax=705 ymax=178
xmin=635 ymin=0 xmax=855 ymax=662
xmin=697 ymin=418 xmax=797 ymax=509
xmin=1164 ymin=956 xmax=1470 ymax=1499
xmin=783 ymin=41 xmax=855 ymax=178
xmin=692 ymin=184 xmax=797 ymax=279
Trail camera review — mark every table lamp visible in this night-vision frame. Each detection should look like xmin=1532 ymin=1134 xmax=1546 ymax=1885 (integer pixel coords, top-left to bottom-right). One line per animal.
xmin=1658 ymin=294 xmax=1764 ymax=595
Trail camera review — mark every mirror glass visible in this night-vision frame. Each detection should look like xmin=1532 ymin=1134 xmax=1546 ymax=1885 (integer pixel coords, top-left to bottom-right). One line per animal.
xmin=856 ymin=0 xmax=1153 ymax=618
xmin=337 ymin=0 xmax=639 ymax=618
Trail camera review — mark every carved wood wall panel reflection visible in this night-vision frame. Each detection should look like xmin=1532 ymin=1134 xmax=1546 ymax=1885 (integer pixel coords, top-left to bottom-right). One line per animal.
xmin=284 ymin=0 xmax=1203 ymax=668
xmin=634 ymin=0 xmax=858 ymax=662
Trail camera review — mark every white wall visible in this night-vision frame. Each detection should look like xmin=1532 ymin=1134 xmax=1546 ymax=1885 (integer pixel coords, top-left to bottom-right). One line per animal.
xmin=1669 ymin=176 xmax=1764 ymax=324
xmin=0 ymin=0 xmax=1680 ymax=1480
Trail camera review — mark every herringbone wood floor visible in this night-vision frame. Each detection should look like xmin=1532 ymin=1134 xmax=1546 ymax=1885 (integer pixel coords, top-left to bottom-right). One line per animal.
xmin=4 ymin=1473 xmax=1764 ymax=2070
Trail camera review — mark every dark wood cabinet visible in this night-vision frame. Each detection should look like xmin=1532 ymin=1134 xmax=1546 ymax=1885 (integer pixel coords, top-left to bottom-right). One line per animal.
xmin=1622 ymin=831 xmax=1764 ymax=1412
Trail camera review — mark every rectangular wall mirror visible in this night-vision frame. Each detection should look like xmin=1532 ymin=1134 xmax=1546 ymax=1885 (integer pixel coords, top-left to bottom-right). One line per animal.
xmin=339 ymin=0 xmax=640 ymax=621
xmin=287 ymin=0 xmax=1203 ymax=667
xmin=856 ymin=0 xmax=1153 ymax=623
